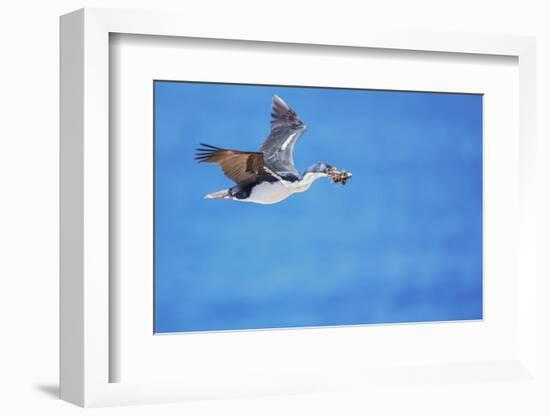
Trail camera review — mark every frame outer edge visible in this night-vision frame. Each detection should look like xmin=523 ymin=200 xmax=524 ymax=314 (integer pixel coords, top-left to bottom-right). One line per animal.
xmin=517 ymin=38 xmax=537 ymax=376
xmin=59 ymin=8 xmax=85 ymax=407
xmin=84 ymin=7 xmax=532 ymax=57
xmin=82 ymin=8 xmax=111 ymax=407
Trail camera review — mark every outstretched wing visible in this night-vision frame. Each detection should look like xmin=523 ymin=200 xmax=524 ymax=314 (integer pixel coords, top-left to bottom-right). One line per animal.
xmin=260 ymin=95 xmax=306 ymax=179
xmin=195 ymin=144 xmax=276 ymax=186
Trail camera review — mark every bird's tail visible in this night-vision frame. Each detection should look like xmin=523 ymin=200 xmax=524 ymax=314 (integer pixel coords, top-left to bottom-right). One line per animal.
xmin=204 ymin=189 xmax=232 ymax=200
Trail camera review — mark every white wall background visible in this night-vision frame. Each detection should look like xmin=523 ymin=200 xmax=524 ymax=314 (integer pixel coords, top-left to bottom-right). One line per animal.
xmin=0 ymin=1 xmax=548 ymax=415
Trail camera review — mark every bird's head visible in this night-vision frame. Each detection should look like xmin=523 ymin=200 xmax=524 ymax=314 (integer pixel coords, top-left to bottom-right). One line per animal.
xmin=305 ymin=162 xmax=334 ymax=175
xmin=304 ymin=162 xmax=353 ymax=185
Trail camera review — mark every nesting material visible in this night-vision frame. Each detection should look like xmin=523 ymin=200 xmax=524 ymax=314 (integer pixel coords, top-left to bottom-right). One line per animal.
xmin=331 ymin=170 xmax=353 ymax=185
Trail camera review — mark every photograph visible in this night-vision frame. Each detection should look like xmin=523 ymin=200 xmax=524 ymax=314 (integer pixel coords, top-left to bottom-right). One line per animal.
xmin=154 ymin=81 xmax=483 ymax=333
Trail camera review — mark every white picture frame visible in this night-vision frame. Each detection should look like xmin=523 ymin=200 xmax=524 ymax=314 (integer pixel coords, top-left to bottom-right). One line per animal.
xmin=60 ymin=7 xmax=538 ymax=408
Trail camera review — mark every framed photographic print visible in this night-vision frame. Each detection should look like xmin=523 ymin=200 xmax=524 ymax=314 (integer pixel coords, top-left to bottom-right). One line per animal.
xmin=60 ymin=8 xmax=538 ymax=408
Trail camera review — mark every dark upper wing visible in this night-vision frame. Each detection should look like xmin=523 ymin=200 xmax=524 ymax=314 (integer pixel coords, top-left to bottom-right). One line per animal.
xmin=259 ymin=95 xmax=306 ymax=178
xmin=195 ymin=143 xmax=276 ymax=186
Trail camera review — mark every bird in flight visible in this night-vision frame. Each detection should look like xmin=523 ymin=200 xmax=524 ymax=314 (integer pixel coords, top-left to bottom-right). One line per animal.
xmin=195 ymin=95 xmax=352 ymax=205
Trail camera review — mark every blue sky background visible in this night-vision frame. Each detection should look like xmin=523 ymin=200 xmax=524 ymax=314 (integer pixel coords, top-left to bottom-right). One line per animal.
xmin=154 ymin=81 xmax=483 ymax=333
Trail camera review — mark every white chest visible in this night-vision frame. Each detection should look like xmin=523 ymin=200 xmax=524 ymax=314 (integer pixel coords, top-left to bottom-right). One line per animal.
xmin=242 ymin=180 xmax=312 ymax=205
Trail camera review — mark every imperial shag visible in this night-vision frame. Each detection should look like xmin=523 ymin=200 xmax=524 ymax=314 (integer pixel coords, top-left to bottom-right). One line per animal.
xmin=195 ymin=95 xmax=352 ymax=205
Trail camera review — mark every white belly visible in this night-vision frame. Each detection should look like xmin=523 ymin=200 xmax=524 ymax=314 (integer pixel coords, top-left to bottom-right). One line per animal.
xmin=240 ymin=180 xmax=311 ymax=205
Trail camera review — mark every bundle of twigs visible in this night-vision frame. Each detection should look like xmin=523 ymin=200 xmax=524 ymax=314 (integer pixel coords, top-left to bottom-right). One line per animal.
xmin=331 ymin=170 xmax=352 ymax=185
